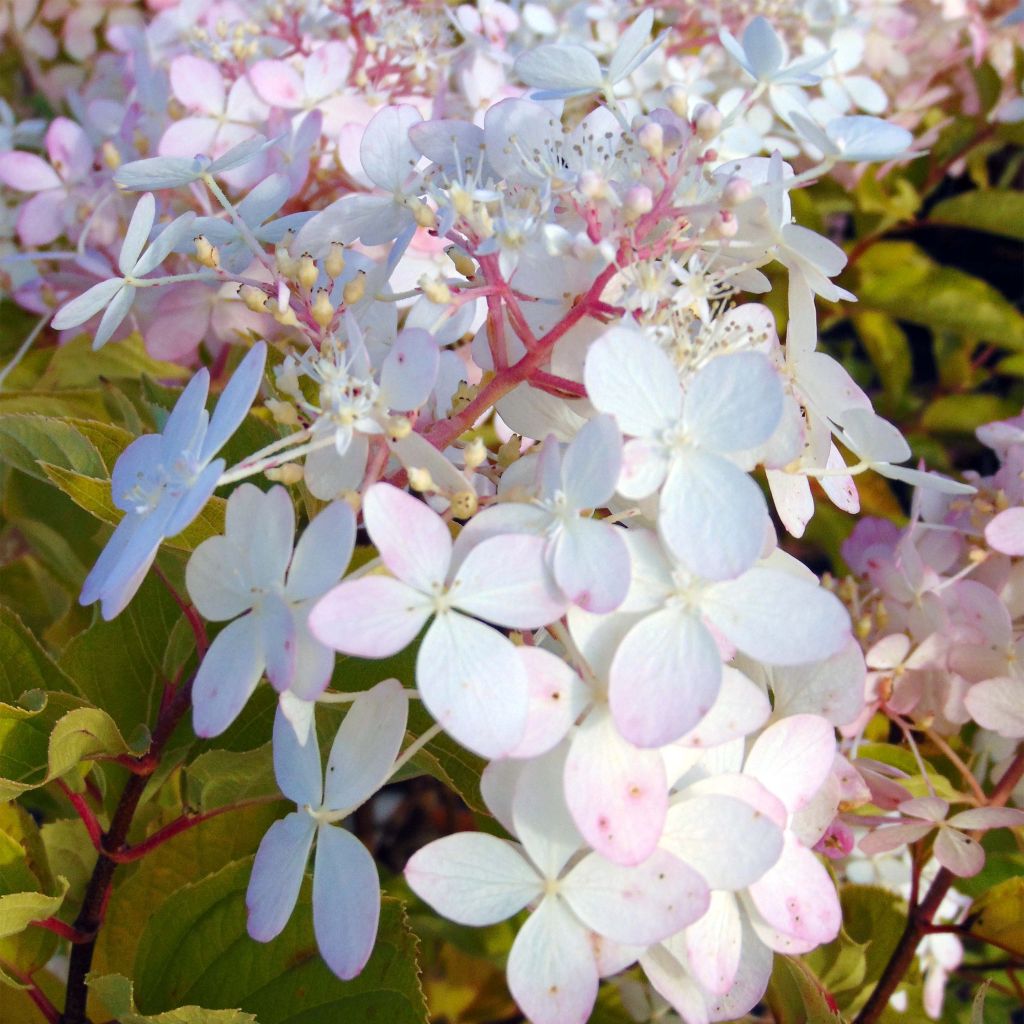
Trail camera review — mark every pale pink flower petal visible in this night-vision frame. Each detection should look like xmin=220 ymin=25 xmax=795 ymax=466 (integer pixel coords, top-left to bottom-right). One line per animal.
xmin=364 ymin=483 xmax=451 ymax=591
xmin=946 ymin=807 xmax=1024 ymax=830
xmin=248 ymin=59 xmax=305 ymax=109
xmin=309 ymin=576 xmax=432 ymax=658
xmin=743 ymin=714 xmax=836 ymax=814
xmin=676 ymin=667 xmax=770 ymax=748
xmin=0 ymin=151 xmax=62 ymax=191
xmin=509 ymin=647 xmax=587 ymax=759
xmin=551 ymin=517 xmax=630 ymax=613
xmin=857 ymin=821 xmax=934 ymax=855
xmin=933 ymin=827 xmax=985 ymax=877
xmin=563 ymin=708 xmax=667 ymax=865
xmin=685 ymin=891 xmax=743 ymax=994
xmin=985 ymin=507 xmax=1024 ymax=555
xmin=417 ymin=613 xmax=529 ymax=758
xmin=170 ymin=54 xmax=226 ymax=114
xmin=405 ymin=833 xmax=541 ymax=925
xmin=359 ymin=104 xmax=422 ymax=191
xmin=507 ymin=897 xmax=599 ymax=1024
xmin=565 ymin=848 xmax=709 ymax=945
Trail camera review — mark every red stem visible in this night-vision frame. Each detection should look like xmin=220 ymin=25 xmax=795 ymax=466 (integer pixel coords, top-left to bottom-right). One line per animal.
xmin=56 ymin=780 xmax=103 ymax=853
xmin=31 ymin=917 xmax=91 ymax=944
xmin=1 ymin=958 xmax=60 ymax=1023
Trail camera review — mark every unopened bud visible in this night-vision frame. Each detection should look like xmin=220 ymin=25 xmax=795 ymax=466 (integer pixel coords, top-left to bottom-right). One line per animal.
xmin=709 ymin=209 xmax=738 ymax=238
xmin=463 ymin=437 xmax=487 ymax=471
xmin=623 ymin=185 xmax=654 ymax=222
xmin=266 ymin=463 xmax=304 ymax=484
xmin=312 ymin=288 xmax=335 ymax=328
xmin=343 ymin=271 xmax=366 ymax=305
xmin=101 ymin=140 xmax=121 ymax=171
xmin=297 ymin=252 xmax=318 ymax=290
xmin=266 ymin=398 xmax=300 ymax=426
xmin=239 ymin=285 xmax=268 ymax=312
xmin=693 ymin=103 xmax=722 ymax=140
xmin=446 ymin=245 xmax=476 ymax=279
xmin=579 ymin=169 xmax=608 ymax=201
xmin=665 ymin=85 xmax=689 ymax=118
xmin=638 ymin=121 xmax=664 ymax=160
xmin=419 ymin=274 xmax=452 ymax=305
xmin=194 ymin=235 xmax=220 ymax=268
xmin=275 ymin=233 xmax=296 ymax=276
xmin=722 ymin=175 xmax=753 ymax=207
xmin=450 ymin=489 xmax=478 ymax=518
xmin=273 ymin=304 xmax=301 ymax=328
xmin=387 ymin=415 xmax=412 ymax=440
xmin=412 ymin=201 xmax=436 ymax=229
xmin=408 ymin=467 xmax=436 ymax=492
xmin=497 ymin=433 xmax=522 ymax=468
xmin=325 ymin=242 xmax=346 ymax=279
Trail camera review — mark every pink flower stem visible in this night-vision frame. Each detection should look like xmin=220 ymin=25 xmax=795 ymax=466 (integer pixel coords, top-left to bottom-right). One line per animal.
xmin=30 ymin=917 xmax=92 ymax=944
xmin=0 ymin=958 xmax=59 ymax=1023
xmin=855 ymin=744 xmax=1024 ymax=1024
xmin=56 ymin=779 xmax=103 ymax=853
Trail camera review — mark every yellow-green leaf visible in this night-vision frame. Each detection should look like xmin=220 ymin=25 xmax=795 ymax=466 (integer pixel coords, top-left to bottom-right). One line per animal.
xmin=88 ymin=973 xmax=257 ymax=1024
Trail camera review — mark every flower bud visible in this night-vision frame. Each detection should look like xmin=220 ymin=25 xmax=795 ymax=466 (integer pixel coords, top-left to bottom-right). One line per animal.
xmin=194 ymin=235 xmax=220 ymax=268
xmin=463 ymin=437 xmax=487 ymax=471
xmin=579 ymin=170 xmax=608 ymax=201
xmin=419 ymin=274 xmax=452 ymax=305
xmin=266 ymin=399 xmax=300 ymax=426
xmin=343 ymin=271 xmax=366 ymax=306
xmin=312 ymin=288 xmax=335 ymax=328
xmin=239 ymin=285 xmax=268 ymax=312
xmin=297 ymin=253 xmax=318 ymax=290
xmin=446 ymin=245 xmax=476 ymax=279
xmin=638 ymin=121 xmax=664 ymax=160
xmin=275 ymin=233 xmax=296 ymax=276
xmin=387 ymin=415 xmax=412 ymax=440
xmin=497 ymin=433 xmax=522 ymax=468
xmin=408 ymin=467 xmax=436 ymax=492
xmin=709 ymin=209 xmax=738 ymax=238
xmin=412 ymin=201 xmax=437 ymax=229
xmin=325 ymin=242 xmax=346 ymax=279
xmin=693 ymin=103 xmax=722 ymax=140
xmin=623 ymin=185 xmax=654 ymax=222
xmin=266 ymin=463 xmax=304 ymax=484
xmin=273 ymin=304 xmax=301 ymax=328
xmin=101 ymin=140 xmax=121 ymax=171
xmin=665 ymin=85 xmax=688 ymax=117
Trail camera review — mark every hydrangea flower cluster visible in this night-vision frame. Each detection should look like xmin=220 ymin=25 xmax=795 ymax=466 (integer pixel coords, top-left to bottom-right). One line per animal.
xmin=0 ymin=4 xmax=1021 ymax=1024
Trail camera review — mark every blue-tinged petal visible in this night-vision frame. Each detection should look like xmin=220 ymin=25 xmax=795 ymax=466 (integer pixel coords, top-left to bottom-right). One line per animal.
xmin=114 ymin=155 xmax=203 ymax=190
xmin=132 ymin=210 xmax=197 ymax=277
xmin=272 ymin=700 xmax=322 ymax=805
xmin=236 ymin=171 xmax=290 ymax=227
xmin=200 ymin=341 xmax=267 ymax=462
xmin=286 ymin=500 xmax=355 ymax=602
xmin=161 ymin=369 xmax=211 ymax=455
xmin=246 ymin=812 xmax=315 ymax=942
xmin=313 ymin=825 xmax=381 ymax=980
xmin=92 ymin=283 xmax=135 ymax=349
xmin=118 ymin=193 xmax=156 ymax=275
xmin=51 ymin=278 xmax=124 ymax=332
xmin=192 ymin=613 xmax=266 ymax=737
xmin=163 ymin=458 xmax=223 ymax=537
xmin=260 ymin=592 xmax=298 ymax=693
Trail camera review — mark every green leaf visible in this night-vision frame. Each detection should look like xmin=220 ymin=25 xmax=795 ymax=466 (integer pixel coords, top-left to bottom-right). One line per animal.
xmin=920 ymin=394 xmax=1018 ymax=436
xmin=0 ymin=606 xmax=76 ymax=699
xmin=929 ymin=189 xmax=1024 ymax=241
xmin=58 ymin=576 xmax=184 ymax=738
xmin=0 ymin=415 xmax=106 ymax=482
xmin=852 ymin=312 xmax=912 ymax=402
xmin=183 ymin=745 xmax=277 ymax=813
xmin=854 ymin=241 xmax=1024 ymax=350
xmin=0 ymin=878 xmax=68 ymax=942
xmin=133 ymin=858 xmax=428 ymax=1024
xmin=41 ymin=462 xmax=226 ymax=551
xmin=766 ymin=955 xmax=844 ymax=1024
xmin=38 ymin=333 xmax=190 ymax=389
xmin=88 ymin=973 xmax=257 ymax=1024
xmin=65 ymin=418 xmax=135 ymax=473
xmin=40 ymin=819 xmax=96 ymax=907
xmin=965 ymin=876 xmax=1024 ymax=955
xmin=0 ymin=389 xmax=110 ymax=420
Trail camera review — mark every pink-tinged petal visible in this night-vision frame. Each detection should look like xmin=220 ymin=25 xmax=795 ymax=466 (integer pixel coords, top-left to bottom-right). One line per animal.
xmin=170 ymin=54 xmax=226 ymax=114
xmin=272 ymin=702 xmax=323 ymax=806
xmin=452 ymin=533 xmax=566 ymax=628
xmin=363 ymin=482 xmax=451 ymax=591
xmin=246 ymin=812 xmax=315 ymax=942
xmin=766 ymin=639 xmax=867 ymax=726
xmin=747 ymin=833 xmax=841 ymax=946
xmin=683 ymin=352 xmax=782 ymax=452
xmin=260 ymin=593 xmax=298 ymax=692
xmin=359 ymin=104 xmax=422 ymax=191
xmin=965 ymin=676 xmax=1024 ymax=738
xmin=146 ymin=282 xmax=212 ymax=360
xmin=0 ymin=151 xmax=62 ymax=191
xmin=379 ymin=328 xmax=439 ymax=411
xmin=324 ymin=679 xmax=408 ymax=811
xmin=192 ymin=614 xmax=266 ymax=737
xmin=565 ymin=848 xmax=708 ymax=945
xmin=248 ymin=59 xmax=305 ymax=109
xmin=417 ymin=613 xmax=529 ymax=758
xmin=684 ymin=773 xmax=789 ymax=829
xmin=946 ymin=807 xmax=1024 ymax=830
xmin=933 ymin=827 xmax=985 ymax=877
xmin=986 ymin=508 xmax=1024 ymax=555
xmin=405 ymin=833 xmax=541 ymax=925
xmin=309 ymin=576 xmax=432 ymax=658
xmin=584 ymin=327 xmax=681 ymax=437
xmin=703 ymin=569 xmax=850 ymax=665
xmin=857 ymin=821 xmax=935 ymax=855
xmin=561 ymin=414 xmax=622 ymax=509
xmin=286 ymin=500 xmax=356 ymax=601
xmin=305 ymin=41 xmax=351 ymax=99
xmin=743 ymin=714 xmax=836 ymax=814
xmin=508 ymin=647 xmax=587 ymax=759
xmin=704 ymin=912 xmax=774 ymax=1021
xmin=313 ymin=824 xmax=380 ymax=979
xmin=507 ymin=897 xmax=599 ymax=1024
xmin=610 ymin=609 xmax=722 ymax=747
xmin=157 ymin=117 xmax=219 ymax=160
xmin=900 ymin=796 xmax=949 ymax=822
xmin=45 ymin=117 xmax=92 ymax=183
xmin=659 ymin=451 xmax=768 ymax=581
xmin=564 ymin=708 xmax=667 ymax=866
xmin=17 ymin=190 xmax=66 ymax=246
xmin=676 ymin=666 xmax=770 ymax=748
xmin=617 ymin=437 xmax=670 ymax=499
xmin=662 ymin=794 xmax=783 ymax=890
xmin=767 ymin=469 xmax=814 ymax=538
xmin=641 ymin=946 xmax=710 ymax=1024
xmin=820 ymin=443 xmax=860 ymax=512
xmin=685 ymin=891 xmax=743 ymax=994
xmin=552 ymin=518 xmax=630 ymax=614
xmin=513 ymin=748 xmax=585 ymax=878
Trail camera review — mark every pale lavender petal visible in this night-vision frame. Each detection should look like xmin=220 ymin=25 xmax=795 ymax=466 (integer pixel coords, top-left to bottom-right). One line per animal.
xmin=246 ymin=812 xmax=315 ymax=941
xmin=286 ymin=500 xmax=356 ymax=601
xmin=933 ymin=827 xmax=985 ymax=877
xmin=51 ymin=278 xmax=124 ymax=332
xmin=200 ymin=341 xmax=267 ymax=461
xmin=192 ymin=614 xmax=266 ymax=737
xmin=272 ymin=701 xmax=323 ymax=806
